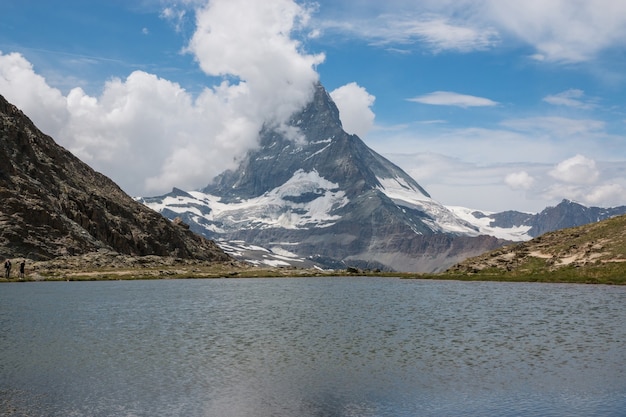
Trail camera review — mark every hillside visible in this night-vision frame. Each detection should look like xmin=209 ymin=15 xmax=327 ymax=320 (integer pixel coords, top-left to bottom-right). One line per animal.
xmin=445 ymin=214 xmax=626 ymax=284
xmin=0 ymin=94 xmax=230 ymax=263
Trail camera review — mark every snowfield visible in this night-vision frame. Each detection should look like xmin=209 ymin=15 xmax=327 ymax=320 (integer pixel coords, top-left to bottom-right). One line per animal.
xmin=446 ymin=206 xmax=532 ymax=241
xmin=145 ymin=169 xmax=348 ymax=231
xmin=376 ymin=176 xmax=481 ymax=235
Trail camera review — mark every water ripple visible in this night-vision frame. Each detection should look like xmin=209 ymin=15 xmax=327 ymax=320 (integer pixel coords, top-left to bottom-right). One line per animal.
xmin=1 ymin=278 xmax=625 ymax=416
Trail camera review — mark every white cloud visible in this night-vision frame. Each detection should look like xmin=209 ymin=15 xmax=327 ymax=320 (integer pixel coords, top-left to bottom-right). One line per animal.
xmin=0 ymin=52 xmax=68 ymax=136
xmin=543 ymin=89 xmax=594 ymax=109
xmin=382 ymin=151 xmax=551 ymax=212
xmin=0 ymin=0 xmax=325 ymax=197
xmin=540 ymin=182 xmax=626 ymax=208
xmin=160 ymin=7 xmax=189 ymax=32
xmin=501 ymin=116 xmax=605 ymax=137
xmin=330 ymin=82 xmax=375 ymax=138
xmin=185 ymin=0 xmax=324 ymax=126
xmin=320 ymin=11 xmax=499 ymax=53
xmin=549 ymin=155 xmax=599 ymax=184
xmin=406 ymin=17 xmax=499 ymax=52
xmin=363 ymin=15 xmax=499 ymax=53
xmin=368 ymin=117 xmax=626 ymax=211
xmin=317 ymin=1 xmax=626 ymax=63
xmin=385 ymin=151 xmax=626 ymax=212
xmin=505 ymin=171 xmax=534 ymax=190
xmin=484 ymin=0 xmax=626 ymax=63
xmin=408 ymin=91 xmax=497 ymax=108
xmin=0 ymin=58 xmax=262 ymax=194
xmin=584 ymin=184 xmax=626 ymax=207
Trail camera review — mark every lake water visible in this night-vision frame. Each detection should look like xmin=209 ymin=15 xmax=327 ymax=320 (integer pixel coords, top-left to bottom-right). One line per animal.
xmin=1 ymin=277 xmax=625 ymax=416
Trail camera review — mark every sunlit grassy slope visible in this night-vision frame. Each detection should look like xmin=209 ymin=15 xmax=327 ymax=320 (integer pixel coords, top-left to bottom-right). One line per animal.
xmin=443 ymin=214 xmax=626 ymax=284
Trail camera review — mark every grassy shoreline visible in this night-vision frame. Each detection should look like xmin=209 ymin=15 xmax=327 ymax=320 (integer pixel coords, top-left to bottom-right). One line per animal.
xmin=1 ymin=261 xmax=623 ymax=285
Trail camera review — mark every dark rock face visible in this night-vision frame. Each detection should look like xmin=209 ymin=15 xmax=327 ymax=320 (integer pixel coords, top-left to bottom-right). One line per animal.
xmin=145 ymin=84 xmax=507 ymax=272
xmin=0 ymin=94 xmax=230 ymax=262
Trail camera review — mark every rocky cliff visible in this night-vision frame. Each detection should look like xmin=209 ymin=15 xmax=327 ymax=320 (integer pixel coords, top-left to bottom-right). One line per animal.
xmin=0 ymin=94 xmax=230 ymax=262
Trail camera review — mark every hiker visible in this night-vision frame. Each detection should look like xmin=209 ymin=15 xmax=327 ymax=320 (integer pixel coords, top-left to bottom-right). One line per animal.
xmin=4 ymin=259 xmax=11 ymax=279
xmin=19 ymin=260 xmax=25 ymax=279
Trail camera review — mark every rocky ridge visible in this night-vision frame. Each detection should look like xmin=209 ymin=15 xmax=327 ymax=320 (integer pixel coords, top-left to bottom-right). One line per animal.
xmin=0 ymin=94 xmax=230 ymax=263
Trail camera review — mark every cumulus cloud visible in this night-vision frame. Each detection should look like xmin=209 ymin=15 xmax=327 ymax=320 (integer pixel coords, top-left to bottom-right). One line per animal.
xmin=549 ymin=155 xmax=599 ymax=184
xmin=408 ymin=91 xmax=498 ymax=108
xmin=505 ymin=171 xmax=534 ymax=190
xmin=0 ymin=55 xmax=258 ymax=194
xmin=185 ymin=0 xmax=324 ymax=125
xmin=330 ymin=82 xmax=375 ymax=137
xmin=0 ymin=52 xmax=68 ymax=136
xmin=0 ymin=0 xmax=324 ymax=196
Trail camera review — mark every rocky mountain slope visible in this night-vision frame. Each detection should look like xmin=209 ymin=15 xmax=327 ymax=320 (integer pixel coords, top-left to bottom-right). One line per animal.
xmin=450 ymin=199 xmax=626 ymax=241
xmin=446 ymin=213 xmax=626 ymax=283
xmin=0 ymin=94 xmax=230 ymax=262
xmin=141 ymin=84 xmax=507 ymax=272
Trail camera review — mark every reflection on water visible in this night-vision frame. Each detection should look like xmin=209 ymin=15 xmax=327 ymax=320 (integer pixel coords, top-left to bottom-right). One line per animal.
xmin=1 ymin=278 xmax=625 ymax=416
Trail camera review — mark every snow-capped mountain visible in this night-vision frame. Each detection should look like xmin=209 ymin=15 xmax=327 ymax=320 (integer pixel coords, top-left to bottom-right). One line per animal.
xmin=449 ymin=199 xmax=626 ymax=242
xmin=140 ymin=84 xmax=506 ymax=272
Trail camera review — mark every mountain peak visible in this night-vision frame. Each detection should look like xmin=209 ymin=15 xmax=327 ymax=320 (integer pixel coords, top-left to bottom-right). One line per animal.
xmin=289 ymin=83 xmax=343 ymax=138
xmin=145 ymin=83 xmax=505 ymax=272
xmin=204 ymin=83 xmax=430 ymax=200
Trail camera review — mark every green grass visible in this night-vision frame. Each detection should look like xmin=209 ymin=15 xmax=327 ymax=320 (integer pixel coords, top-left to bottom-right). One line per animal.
xmin=431 ymin=262 xmax=626 ymax=285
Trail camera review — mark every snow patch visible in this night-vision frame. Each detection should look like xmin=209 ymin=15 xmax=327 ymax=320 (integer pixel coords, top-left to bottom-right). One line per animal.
xmin=144 ymin=170 xmax=349 ymax=232
xmin=304 ymin=142 xmax=332 ymax=161
xmin=376 ymin=176 xmax=430 ymax=204
xmin=446 ymin=206 xmax=532 ymax=241
xmin=270 ymin=247 xmax=301 ymax=259
xmin=376 ymin=176 xmax=479 ymax=235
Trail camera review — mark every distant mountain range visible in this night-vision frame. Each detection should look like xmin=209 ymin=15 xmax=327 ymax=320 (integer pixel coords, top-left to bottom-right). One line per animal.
xmin=450 ymin=199 xmax=626 ymax=241
xmin=0 ymin=94 xmax=229 ymax=263
xmin=142 ymin=85 xmax=626 ymax=272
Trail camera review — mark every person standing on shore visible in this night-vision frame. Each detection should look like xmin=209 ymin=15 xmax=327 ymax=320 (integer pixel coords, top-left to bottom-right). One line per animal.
xmin=4 ymin=259 xmax=11 ymax=279
xmin=19 ymin=260 xmax=25 ymax=279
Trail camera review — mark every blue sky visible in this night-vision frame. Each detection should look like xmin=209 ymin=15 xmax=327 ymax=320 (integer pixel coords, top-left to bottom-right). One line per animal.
xmin=1 ymin=0 xmax=625 ymax=212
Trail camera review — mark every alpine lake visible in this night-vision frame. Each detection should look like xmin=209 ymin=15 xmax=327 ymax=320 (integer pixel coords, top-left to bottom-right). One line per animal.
xmin=1 ymin=277 xmax=624 ymax=416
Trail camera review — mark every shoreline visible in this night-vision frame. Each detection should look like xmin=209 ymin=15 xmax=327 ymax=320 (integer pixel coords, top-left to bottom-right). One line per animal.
xmin=1 ymin=265 xmax=623 ymax=285
xmin=1 ymin=251 xmax=624 ymax=285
